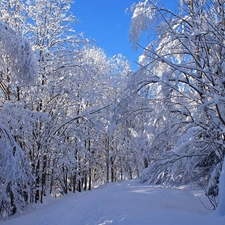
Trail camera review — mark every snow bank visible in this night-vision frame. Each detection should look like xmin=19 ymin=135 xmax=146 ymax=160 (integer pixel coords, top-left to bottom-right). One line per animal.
xmin=215 ymin=159 xmax=225 ymax=216
xmin=1 ymin=180 xmax=225 ymax=225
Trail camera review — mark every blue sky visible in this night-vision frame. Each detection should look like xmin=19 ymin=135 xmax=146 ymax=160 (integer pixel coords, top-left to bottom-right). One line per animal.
xmin=72 ymin=0 xmax=177 ymax=70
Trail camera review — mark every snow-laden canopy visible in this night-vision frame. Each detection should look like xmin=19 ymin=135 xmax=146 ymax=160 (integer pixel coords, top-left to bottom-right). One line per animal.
xmin=0 ymin=21 xmax=36 ymax=86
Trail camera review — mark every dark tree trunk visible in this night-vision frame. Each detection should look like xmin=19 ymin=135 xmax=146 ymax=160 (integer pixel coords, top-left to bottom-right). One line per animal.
xmin=41 ymin=154 xmax=47 ymax=203
xmin=111 ymin=157 xmax=114 ymax=182
xmin=88 ymin=168 xmax=92 ymax=191
xmin=35 ymin=160 xmax=40 ymax=203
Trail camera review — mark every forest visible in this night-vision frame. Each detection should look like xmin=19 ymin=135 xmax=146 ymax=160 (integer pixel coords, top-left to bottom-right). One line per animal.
xmin=0 ymin=0 xmax=225 ymax=219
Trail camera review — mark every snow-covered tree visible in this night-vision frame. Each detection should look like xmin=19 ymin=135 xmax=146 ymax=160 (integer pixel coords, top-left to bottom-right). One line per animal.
xmin=0 ymin=21 xmax=36 ymax=99
xmin=0 ymin=0 xmax=141 ymax=218
xmin=129 ymin=0 xmax=225 ymax=212
xmin=0 ymin=121 xmax=34 ymax=218
xmin=0 ymin=21 xmax=36 ymax=218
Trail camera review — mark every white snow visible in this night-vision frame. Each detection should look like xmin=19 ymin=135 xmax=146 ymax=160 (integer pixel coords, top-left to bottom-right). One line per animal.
xmin=215 ymin=159 xmax=225 ymax=216
xmin=1 ymin=180 xmax=225 ymax=225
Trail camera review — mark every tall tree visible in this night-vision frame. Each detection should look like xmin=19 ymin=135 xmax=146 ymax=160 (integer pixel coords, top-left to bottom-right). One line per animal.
xmin=0 ymin=21 xmax=36 ymax=218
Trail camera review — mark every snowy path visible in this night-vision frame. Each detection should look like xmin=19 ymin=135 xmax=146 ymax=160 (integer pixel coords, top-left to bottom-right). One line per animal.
xmin=1 ymin=180 xmax=225 ymax=225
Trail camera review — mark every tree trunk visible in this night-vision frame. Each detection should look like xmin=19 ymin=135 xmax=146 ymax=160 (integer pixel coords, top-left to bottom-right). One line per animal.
xmin=72 ymin=174 xmax=76 ymax=193
xmin=8 ymin=183 xmax=16 ymax=216
xmin=41 ymin=154 xmax=47 ymax=203
xmin=110 ymin=157 xmax=114 ymax=182
xmin=106 ymin=137 xmax=110 ymax=183
xmin=35 ymin=160 xmax=40 ymax=203
xmin=84 ymin=173 xmax=87 ymax=191
xmin=78 ymin=180 xmax=82 ymax=192
xmin=88 ymin=168 xmax=92 ymax=191
xmin=143 ymin=158 xmax=148 ymax=168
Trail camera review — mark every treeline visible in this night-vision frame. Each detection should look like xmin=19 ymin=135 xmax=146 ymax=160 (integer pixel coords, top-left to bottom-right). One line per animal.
xmin=129 ymin=0 xmax=225 ymax=215
xmin=0 ymin=0 xmax=145 ymax=218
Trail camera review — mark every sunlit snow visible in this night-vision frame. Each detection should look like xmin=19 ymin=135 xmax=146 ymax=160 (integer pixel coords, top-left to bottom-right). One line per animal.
xmin=1 ymin=180 xmax=225 ymax=225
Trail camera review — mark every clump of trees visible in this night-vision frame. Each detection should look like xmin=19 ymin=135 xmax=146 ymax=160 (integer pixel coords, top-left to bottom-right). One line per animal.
xmin=129 ymin=0 xmax=225 ymax=215
xmin=0 ymin=0 xmax=143 ymax=218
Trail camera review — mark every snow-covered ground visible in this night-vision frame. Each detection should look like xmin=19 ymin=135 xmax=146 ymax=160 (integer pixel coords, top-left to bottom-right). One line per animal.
xmin=1 ymin=180 xmax=225 ymax=225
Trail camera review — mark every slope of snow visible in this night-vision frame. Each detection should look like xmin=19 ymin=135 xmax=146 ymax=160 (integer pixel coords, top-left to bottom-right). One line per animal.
xmin=1 ymin=180 xmax=225 ymax=225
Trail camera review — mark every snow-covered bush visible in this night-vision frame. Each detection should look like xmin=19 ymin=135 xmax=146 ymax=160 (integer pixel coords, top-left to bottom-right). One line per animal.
xmin=0 ymin=122 xmax=34 ymax=218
